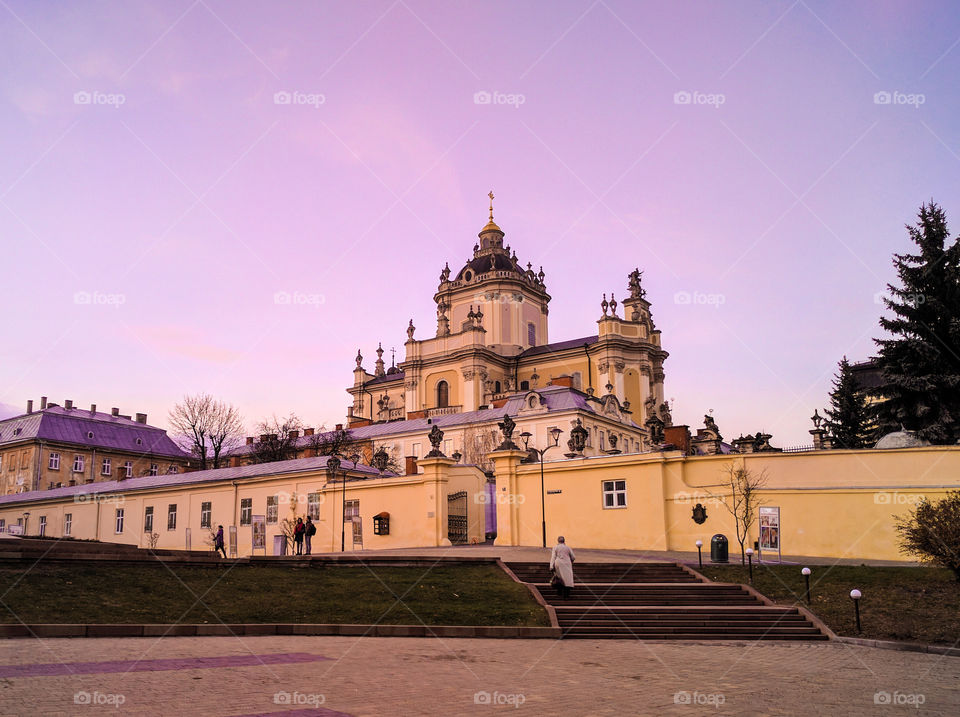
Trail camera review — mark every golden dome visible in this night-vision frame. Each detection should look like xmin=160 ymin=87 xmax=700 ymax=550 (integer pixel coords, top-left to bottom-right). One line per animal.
xmin=481 ymin=190 xmax=502 ymax=234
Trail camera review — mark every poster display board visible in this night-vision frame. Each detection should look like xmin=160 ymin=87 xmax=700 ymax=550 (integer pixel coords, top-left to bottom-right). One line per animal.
xmin=251 ymin=515 xmax=266 ymax=553
xmin=229 ymin=525 xmax=238 ymax=558
xmin=759 ymin=506 xmax=781 ymax=561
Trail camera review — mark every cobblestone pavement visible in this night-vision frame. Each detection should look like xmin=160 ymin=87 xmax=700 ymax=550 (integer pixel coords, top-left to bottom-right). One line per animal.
xmin=0 ymin=636 xmax=956 ymax=716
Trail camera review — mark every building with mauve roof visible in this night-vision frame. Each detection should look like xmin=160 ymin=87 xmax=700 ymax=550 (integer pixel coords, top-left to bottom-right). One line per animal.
xmin=0 ymin=397 xmax=192 ymax=495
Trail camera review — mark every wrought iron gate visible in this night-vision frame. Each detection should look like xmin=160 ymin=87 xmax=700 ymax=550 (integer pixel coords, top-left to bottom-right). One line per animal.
xmin=447 ymin=490 xmax=468 ymax=545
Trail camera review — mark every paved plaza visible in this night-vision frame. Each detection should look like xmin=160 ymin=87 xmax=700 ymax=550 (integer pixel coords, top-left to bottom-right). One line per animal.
xmin=0 ymin=635 xmax=956 ymax=716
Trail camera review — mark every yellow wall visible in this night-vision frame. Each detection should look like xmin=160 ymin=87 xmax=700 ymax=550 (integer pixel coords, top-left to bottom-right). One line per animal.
xmin=423 ymin=369 xmax=460 ymax=409
xmin=494 ymin=446 xmax=960 ymax=561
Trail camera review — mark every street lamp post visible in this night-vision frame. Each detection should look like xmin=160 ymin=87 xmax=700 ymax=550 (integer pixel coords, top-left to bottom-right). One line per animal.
xmin=746 ymin=547 xmax=754 ymax=583
xmin=520 ymin=427 xmax=563 ymax=549
xmin=850 ymin=589 xmax=862 ymax=632
xmin=801 ymin=567 xmax=812 ymax=604
xmin=695 ymin=539 xmax=703 ymax=570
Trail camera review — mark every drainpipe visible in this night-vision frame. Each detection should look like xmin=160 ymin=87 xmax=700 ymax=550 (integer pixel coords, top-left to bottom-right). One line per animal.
xmin=583 ymin=343 xmax=593 ymax=392
xmin=95 ymin=499 xmax=101 ymax=541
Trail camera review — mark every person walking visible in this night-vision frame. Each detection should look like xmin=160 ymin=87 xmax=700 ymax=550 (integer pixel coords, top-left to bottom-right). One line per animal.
xmin=304 ymin=516 xmax=316 ymax=555
xmin=293 ymin=517 xmax=306 ymax=555
xmin=549 ymin=536 xmax=575 ymax=599
xmin=214 ymin=525 xmax=227 ymax=559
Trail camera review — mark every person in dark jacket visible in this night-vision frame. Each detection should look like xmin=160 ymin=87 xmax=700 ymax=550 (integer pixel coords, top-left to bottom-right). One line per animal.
xmin=305 ymin=517 xmax=316 ymax=555
xmin=214 ymin=525 xmax=227 ymax=558
xmin=293 ymin=518 xmax=306 ymax=555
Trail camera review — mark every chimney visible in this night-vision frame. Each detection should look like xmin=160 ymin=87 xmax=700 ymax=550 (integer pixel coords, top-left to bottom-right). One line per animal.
xmin=287 ymin=429 xmax=299 ymax=440
xmin=335 ymin=423 xmax=343 ymax=431
xmin=260 ymin=434 xmax=270 ymax=443
xmin=303 ymin=428 xmax=315 ymax=437
xmin=90 ymin=404 xmax=96 ymax=413
xmin=26 ymin=400 xmax=33 ymax=414
xmin=64 ymin=399 xmax=73 ymax=410
xmin=40 ymin=396 xmax=47 ymax=410
xmin=405 ymin=456 xmax=418 ymax=475
xmin=246 ymin=437 xmax=255 ymax=445
xmin=135 ymin=413 xmax=147 ymax=424
xmin=111 ymin=407 xmax=120 ymax=417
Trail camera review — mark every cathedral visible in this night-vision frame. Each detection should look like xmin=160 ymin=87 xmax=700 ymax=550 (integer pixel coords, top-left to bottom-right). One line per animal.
xmin=342 ymin=194 xmax=672 ymax=462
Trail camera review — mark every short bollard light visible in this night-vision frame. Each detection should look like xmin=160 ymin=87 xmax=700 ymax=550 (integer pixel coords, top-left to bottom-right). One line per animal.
xmin=745 ymin=547 xmax=754 ymax=583
xmin=850 ymin=589 xmax=863 ymax=633
xmin=695 ymin=539 xmax=703 ymax=570
xmin=801 ymin=567 xmax=812 ymax=604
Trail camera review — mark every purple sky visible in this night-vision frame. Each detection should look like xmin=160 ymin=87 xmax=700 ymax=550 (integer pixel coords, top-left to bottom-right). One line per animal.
xmin=2 ymin=1 xmax=959 ymax=445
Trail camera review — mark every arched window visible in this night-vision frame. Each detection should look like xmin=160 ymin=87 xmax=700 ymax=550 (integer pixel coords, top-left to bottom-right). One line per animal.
xmin=527 ymin=322 xmax=536 ymax=347
xmin=494 ymin=380 xmax=502 ymax=395
xmin=436 ymin=380 xmax=449 ymax=408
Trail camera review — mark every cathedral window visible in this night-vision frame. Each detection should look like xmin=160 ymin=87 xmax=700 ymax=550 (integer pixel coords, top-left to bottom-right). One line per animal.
xmin=436 ymin=380 xmax=449 ymax=408
xmin=528 ymin=323 xmax=536 ymax=347
xmin=494 ymin=380 xmax=502 ymax=394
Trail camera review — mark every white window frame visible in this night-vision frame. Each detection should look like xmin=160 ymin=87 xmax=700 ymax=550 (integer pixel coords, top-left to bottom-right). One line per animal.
xmin=115 ymin=508 xmax=124 ymax=534
xmin=64 ymin=513 xmax=72 ymax=536
xmin=240 ymin=498 xmax=252 ymax=526
xmin=169 ymin=465 xmax=179 ymax=474
xmin=307 ymin=493 xmax=320 ymax=520
xmin=167 ymin=504 xmax=177 ymax=531
xmin=143 ymin=506 xmax=154 ymax=533
xmin=72 ymin=454 xmax=84 ymax=473
xmin=602 ymin=480 xmax=627 ymax=509
xmin=124 ymin=461 xmax=133 ymax=478
xmin=149 ymin=463 xmax=158 ymax=476
xmin=49 ymin=452 xmax=60 ymax=470
xmin=0 ymin=519 xmax=5 ymax=533
xmin=200 ymin=502 xmax=211 ymax=529
xmin=266 ymin=495 xmax=278 ymax=524
xmin=38 ymin=516 xmax=47 ymax=536
xmin=101 ymin=458 xmax=111 ymax=476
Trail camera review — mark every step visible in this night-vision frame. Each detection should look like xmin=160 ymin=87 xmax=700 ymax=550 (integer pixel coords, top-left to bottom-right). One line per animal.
xmin=560 ymin=632 xmax=829 ymax=640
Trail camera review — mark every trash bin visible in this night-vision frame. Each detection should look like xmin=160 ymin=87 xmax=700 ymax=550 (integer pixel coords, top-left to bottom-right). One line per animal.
xmin=710 ymin=534 xmax=729 ymax=563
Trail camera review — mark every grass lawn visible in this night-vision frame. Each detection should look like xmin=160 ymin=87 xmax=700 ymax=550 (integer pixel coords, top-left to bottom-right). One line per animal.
xmin=0 ymin=563 xmax=550 ymax=627
xmin=703 ymin=563 xmax=960 ymax=645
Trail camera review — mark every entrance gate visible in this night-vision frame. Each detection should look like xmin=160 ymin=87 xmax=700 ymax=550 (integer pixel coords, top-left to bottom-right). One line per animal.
xmin=447 ymin=490 xmax=468 ymax=544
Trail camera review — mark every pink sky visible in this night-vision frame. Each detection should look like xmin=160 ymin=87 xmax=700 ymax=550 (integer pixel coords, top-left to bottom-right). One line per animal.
xmin=2 ymin=1 xmax=959 ymax=445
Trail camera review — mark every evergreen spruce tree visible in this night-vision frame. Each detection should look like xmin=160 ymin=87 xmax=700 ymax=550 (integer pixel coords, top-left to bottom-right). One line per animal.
xmin=874 ymin=202 xmax=960 ymax=444
xmin=824 ymin=356 xmax=874 ymax=448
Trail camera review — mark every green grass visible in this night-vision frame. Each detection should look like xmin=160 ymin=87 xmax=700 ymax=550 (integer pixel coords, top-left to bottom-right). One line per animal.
xmin=703 ymin=563 xmax=960 ymax=645
xmin=0 ymin=563 xmax=550 ymax=627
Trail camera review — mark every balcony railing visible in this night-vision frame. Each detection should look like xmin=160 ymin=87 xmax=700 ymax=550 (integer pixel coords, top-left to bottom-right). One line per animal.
xmin=426 ymin=405 xmax=462 ymax=417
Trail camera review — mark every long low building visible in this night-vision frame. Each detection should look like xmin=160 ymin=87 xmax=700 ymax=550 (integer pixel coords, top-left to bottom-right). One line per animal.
xmin=0 ymin=455 xmax=488 ymax=556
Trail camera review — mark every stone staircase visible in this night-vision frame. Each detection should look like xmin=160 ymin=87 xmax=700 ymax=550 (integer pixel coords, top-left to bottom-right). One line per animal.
xmin=505 ymin=561 xmax=828 ymax=641
xmin=0 ymin=537 xmax=226 ymax=565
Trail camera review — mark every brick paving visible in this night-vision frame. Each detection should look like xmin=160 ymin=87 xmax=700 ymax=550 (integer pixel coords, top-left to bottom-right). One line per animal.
xmin=0 ymin=636 xmax=956 ymax=716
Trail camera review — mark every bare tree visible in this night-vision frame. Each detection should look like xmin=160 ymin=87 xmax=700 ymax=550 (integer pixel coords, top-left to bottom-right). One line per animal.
xmin=250 ymin=413 xmax=303 ymax=464
xmin=307 ymin=425 xmax=353 ymax=458
xmin=712 ymin=463 xmax=768 ymax=565
xmin=168 ymin=394 xmax=244 ymax=470
xmin=461 ymin=425 xmax=498 ymax=471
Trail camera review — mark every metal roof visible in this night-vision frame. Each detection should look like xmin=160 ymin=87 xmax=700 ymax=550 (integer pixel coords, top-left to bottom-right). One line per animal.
xmin=0 ymin=406 xmax=189 ymax=459
xmin=519 ymin=335 xmax=598 ymax=358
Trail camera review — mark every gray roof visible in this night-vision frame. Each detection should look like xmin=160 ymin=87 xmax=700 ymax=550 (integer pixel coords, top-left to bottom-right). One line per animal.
xmin=230 ymin=385 xmax=637 ymax=456
xmin=520 ymin=335 xmax=598 ymax=358
xmin=0 ymin=406 xmax=189 ymax=459
xmin=0 ymin=455 xmax=391 ymax=508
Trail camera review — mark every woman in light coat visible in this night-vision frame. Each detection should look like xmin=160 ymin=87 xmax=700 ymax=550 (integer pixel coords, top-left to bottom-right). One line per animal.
xmin=549 ymin=536 xmax=576 ymax=598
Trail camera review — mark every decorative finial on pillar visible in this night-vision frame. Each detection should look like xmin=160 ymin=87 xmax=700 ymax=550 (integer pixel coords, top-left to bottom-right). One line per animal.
xmin=355 ymin=349 xmax=363 ymax=369
xmin=407 ymin=319 xmax=416 ymax=340
xmin=601 ymin=293 xmax=609 ymax=316
xmin=374 ymin=342 xmax=385 ymax=377
xmin=610 ymin=292 xmax=617 ymax=316
xmin=488 ymin=190 xmax=495 ymax=221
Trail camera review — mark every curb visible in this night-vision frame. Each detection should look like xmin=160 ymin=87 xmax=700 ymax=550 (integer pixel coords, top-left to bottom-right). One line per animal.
xmin=0 ymin=623 xmax=561 ymax=640
xmin=834 ymin=635 xmax=960 ymax=658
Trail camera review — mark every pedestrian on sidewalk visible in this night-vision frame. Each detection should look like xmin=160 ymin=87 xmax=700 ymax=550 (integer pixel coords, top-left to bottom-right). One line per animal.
xmin=293 ymin=517 xmax=306 ymax=555
xmin=304 ymin=516 xmax=316 ymax=555
xmin=214 ymin=525 xmax=227 ymax=558
xmin=549 ymin=536 xmax=575 ymax=599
